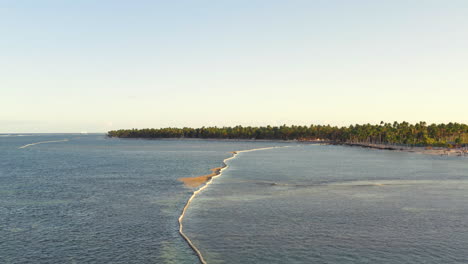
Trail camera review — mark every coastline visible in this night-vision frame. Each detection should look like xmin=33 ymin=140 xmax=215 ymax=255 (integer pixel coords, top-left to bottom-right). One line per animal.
xmin=109 ymin=137 xmax=301 ymax=144
xmin=113 ymin=136 xmax=466 ymax=157
xmin=178 ymin=146 xmax=285 ymax=264
xmin=112 ymin=136 xmax=467 ymax=157
xmin=338 ymin=142 xmax=468 ymax=156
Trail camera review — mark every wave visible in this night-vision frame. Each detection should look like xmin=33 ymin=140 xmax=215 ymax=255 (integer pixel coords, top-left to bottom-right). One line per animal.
xmin=178 ymin=146 xmax=287 ymax=264
xmin=18 ymin=139 xmax=69 ymax=149
xmin=0 ymin=134 xmax=31 ymax=137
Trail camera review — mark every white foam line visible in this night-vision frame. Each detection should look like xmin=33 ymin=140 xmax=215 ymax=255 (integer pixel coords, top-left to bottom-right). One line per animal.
xmin=18 ymin=139 xmax=69 ymax=149
xmin=178 ymin=146 xmax=289 ymax=264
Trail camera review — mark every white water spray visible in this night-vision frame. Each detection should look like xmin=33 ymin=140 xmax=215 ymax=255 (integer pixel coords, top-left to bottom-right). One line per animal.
xmin=178 ymin=146 xmax=288 ymax=264
xmin=18 ymin=139 xmax=69 ymax=149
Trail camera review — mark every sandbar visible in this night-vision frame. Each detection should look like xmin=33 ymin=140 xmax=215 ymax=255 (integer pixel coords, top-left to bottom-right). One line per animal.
xmin=178 ymin=166 xmax=226 ymax=188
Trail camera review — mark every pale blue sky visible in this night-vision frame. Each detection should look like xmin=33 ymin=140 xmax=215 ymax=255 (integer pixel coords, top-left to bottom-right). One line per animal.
xmin=1 ymin=0 xmax=467 ymax=132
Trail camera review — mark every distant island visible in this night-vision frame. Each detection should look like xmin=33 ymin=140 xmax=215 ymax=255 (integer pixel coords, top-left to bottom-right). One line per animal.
xmin=108 ymin=122 xmax=467 ymax=148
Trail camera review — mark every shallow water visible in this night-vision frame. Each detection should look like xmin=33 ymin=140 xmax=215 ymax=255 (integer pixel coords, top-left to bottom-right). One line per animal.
xmin=3 ymin=136 xmax=467 ymax=263
xmin=184 ymin=145 xmax=468 ymax=264
xmin=0 ymin=134 xmax=284 ymax=263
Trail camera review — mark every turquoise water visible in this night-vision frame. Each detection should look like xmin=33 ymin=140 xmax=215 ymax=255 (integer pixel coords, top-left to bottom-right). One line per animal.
xmin=0 ymin=134 xmax=283 ymax=263
xmin=184 ymin=145 xmax=468 ymax=263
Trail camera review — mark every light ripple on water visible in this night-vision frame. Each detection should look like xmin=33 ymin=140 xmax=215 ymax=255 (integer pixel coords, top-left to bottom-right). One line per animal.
xmin=1 ymin=134 xmax=288 ymax=264
xmin=184 ymin=145 xmax=468 ymax=264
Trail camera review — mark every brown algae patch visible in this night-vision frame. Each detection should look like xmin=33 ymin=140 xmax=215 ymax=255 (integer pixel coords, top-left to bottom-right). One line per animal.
xmin=178 ymin=166 xmax=226 ymax=188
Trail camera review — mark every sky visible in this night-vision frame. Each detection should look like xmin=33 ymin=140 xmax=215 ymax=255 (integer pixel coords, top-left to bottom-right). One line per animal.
xmin=1 ymin=0 xmax=467 ymax=133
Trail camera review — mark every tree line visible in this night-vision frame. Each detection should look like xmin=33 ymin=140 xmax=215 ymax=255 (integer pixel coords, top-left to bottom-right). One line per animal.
xmin=107 ymin=122 xmax=468 ymax=147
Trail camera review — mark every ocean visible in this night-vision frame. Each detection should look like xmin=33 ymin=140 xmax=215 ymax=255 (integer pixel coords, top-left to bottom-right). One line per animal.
xmin=1 ymin=135 xmax=467 ymax=263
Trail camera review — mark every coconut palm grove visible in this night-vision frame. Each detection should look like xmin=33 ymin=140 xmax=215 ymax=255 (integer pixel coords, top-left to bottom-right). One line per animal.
xmin=108 ymin=122 xmax=468 ymax=147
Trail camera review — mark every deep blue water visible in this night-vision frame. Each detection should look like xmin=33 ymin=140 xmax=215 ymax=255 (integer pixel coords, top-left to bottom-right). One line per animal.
xmin=184 ymin=145 xmax=468 ymax=264
xmin=0 ymin=134 xmax=283 ymax=264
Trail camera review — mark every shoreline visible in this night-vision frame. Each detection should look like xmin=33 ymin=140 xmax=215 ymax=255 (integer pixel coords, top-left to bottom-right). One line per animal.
xmin=111 ymin=136 xmax=467 ymax=157
xmin=109 ymin=137 xmax=302 ymax=143
xmin=337 ymin=142 xmax=468 ymax=156
xmin=178 ymin=147 xmax=285 ymax=264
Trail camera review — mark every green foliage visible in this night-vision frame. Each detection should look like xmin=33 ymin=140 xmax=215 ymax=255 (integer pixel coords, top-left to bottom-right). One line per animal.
xmin=107 ymin=122 xmax=468 ymax=146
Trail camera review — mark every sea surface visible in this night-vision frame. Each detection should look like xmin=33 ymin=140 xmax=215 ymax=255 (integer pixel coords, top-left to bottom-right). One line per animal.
xmin=184 ymin=145 xmax=468 ymax=264
xmin=0 ymin=134 xmax=284 ymax=263
xmin=1 ymin=135 xmax=467 ymax=264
